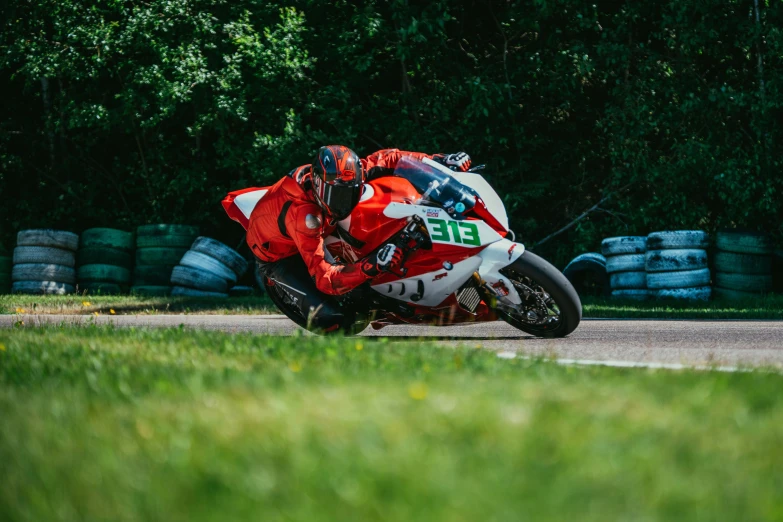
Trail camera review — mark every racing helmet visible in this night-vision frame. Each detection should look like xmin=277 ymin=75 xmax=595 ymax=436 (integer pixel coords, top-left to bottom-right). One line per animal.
xmin=311 ymin=145 xmax=364 ymax=220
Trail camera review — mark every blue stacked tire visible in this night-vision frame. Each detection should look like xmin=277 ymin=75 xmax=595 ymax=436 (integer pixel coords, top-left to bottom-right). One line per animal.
xmin=563 ymin=253 xmax=610 ymax=298
xmin=713 ymin=231 xmax=773 ymax=301
xmin=644 ymin=231 xmax=711 ymax=301
xmin=170 ymin=237 xmax=248 ymax=298
xmin=602 ymin=236 xmax=649 ymax=300
xmin=77 ymin=228 xmax=134 ymax=295
xmin=131 ymin=225 xmax=198 ymax=296
xmin=11 ymin=230 xmax=78 ymax=295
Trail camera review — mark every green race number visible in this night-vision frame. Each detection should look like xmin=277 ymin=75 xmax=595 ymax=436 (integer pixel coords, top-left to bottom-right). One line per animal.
xmin=427 ymin=218 xmax=481 ymax=246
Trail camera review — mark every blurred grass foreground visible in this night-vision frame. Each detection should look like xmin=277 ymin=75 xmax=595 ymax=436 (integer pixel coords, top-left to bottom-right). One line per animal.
xmin=1 ymin=327 xmax=782 ymax=521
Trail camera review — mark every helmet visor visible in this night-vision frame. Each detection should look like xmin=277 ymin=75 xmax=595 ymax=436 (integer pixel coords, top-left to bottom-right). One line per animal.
xmin=322 ymin=182 xmax=362 ymax=220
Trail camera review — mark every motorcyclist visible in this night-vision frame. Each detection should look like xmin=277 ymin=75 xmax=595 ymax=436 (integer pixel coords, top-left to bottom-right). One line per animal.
xmin=234 ymin=145 xmax=471 ymax=331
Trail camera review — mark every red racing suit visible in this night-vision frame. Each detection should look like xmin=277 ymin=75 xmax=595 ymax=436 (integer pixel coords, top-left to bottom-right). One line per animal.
xmin=223 ymin=149 xmax=432 ymax=296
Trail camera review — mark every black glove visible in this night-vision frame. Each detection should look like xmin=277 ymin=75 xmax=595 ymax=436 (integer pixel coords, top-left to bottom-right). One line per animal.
xmin=433 ymin=152 xmax=471 ymax=172
xmin=361 ymin=243 xmax=404 ymax=276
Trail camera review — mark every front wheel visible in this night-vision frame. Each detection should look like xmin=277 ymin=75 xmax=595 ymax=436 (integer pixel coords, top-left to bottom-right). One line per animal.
xmin=497 ymin=250 xmax=582 ymax=338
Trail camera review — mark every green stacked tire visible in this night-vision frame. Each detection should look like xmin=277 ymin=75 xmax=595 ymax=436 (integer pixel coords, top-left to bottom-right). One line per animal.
xmin=77 ymin=228 xmax=134 ymax=295
xmin=132 ymin=225 xmax=198 ymax=296
xmin=0 ymin=255 xmax=11 ymax=294
xmin=713 ymin=231 xmax=773 ymax=300
xmin=12 ymin=230 xmax=79 ymax=295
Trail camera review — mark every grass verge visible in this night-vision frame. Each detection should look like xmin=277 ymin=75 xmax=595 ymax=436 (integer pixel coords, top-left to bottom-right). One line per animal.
xmin=582 ymin=294 xmax=783 ymax=319
xmin=0 ymin=294 xmax=277 ymax=315
xmin=2 ymin=293 xmax=782 ymax=319
xmin=1 ymin=326 xmax=782 ymax=521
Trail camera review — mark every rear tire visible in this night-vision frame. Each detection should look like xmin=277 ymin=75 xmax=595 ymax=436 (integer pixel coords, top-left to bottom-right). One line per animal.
xmin=262 ymin=277 xmax=363 ymax=335
xmin=498 ymin=250 xmax=582 ymax=338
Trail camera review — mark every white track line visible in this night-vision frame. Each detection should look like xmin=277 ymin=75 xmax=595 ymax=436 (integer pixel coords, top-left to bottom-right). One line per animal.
xmin=496 ymin=351 xmax=750 ymax=372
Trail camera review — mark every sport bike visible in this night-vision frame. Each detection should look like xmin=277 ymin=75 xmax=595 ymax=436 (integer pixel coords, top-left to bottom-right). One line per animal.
xmin=226 ymin=157 xmax=581 ymax=338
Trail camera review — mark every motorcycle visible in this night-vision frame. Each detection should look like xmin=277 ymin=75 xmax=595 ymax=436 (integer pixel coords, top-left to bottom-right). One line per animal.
xmin=225 ymin=156 xmax=581 ymax=338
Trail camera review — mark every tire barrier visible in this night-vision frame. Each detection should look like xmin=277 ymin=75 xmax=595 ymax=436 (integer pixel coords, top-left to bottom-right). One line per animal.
xmin=714 ymin=272 xmax=773 ymax=294
xmin=229 ymin=285 xmax=255 ymax=297
xmin=713 ymin=231 xmax=773 ymax=300
xmin=646 ymin=268 xmax=711 ymax=290
xmin=646 ymin=230 xmax=709 ymax=250
xmin=610 ymin=289 xmax=650 ymax=300
xmin=713 ymin=251 xmax=771 ymax=274
xmin=606 ymin=254 xmax=646 ymax=274
xmin=190 ymin=237 xmax=249 ymax=278
xmin=136 ymin=247 xmax=190 ymax=266
xmin=601 ymin=236 xmax=649 ymax=298
xmin=133 ymin=265 xmax=177 ymax=286
xmin=80 ymin=282 xmax=124 ymax=295
xmin=563 ymin=253 xmax=610 ymax=297
xmin=17 ymin=229 xmax=79 ymax=252
xmin=715 ymin=231 xmax=772 ymax=256
xmin=13 ymin=246 xmax=76 ymax=267
xmin=601 ymin=236 xmax=647 ymax=256
xmin=12 ymin=263 xmax=76 ymax=285
xmin=77 ymin=228 xmax=134 ymax=295
xmin=609 ymin=271 xmax=647 ymax=290
xmin=131 ymin=224 xmax=199 ymax=296
xmin=12 ymin=229 xmax=78 ymax=294
xmin=602 ymin=236 xmax=648 ymax=298
xmin=652 ymin=286 xmax=712 ymax=301
xmin=179 ymin=251 xmax=238 ymax=284
xmin=78 ymin=247 xmax=133 ymax=270
xmin=11 ymin=281 xmax=75 ymax=295
xmin=645 ymin=249 xmax=708 ymax=272
xmin=713 ymin=286 xmax=763 ymax=301
xmin=170 ymin=266 xmax=229 ymax=294
xmin=171 ymin=286 xmax=229 ymax=298
xmin=79 ymin=228 xmax=134 ymax=252
xmin=136 ymin=235 xmax=197 ymax=249
xmin=169 ymin=237 xmax=248 ymax=298
xmin=643 ymin=231 xmax=710 ymax=301
xmin=130 ymin=285 xmax=171 ymax=297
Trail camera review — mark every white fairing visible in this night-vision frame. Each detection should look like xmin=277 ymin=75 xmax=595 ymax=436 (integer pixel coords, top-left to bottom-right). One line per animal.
xmin=478 ymin=239 xmax=525 ymax=305
xmin=383 ymin=203 xmax=503 ymax=247
xmin=371 ymin=256 xmax=482 ymax=307
xmin=234 ymin=189 xmax=268 ymax=219
xmin=375 ymin=199 xmax=526 ymax=308
xmin=421 ymin=157 xmax=509 ymax=230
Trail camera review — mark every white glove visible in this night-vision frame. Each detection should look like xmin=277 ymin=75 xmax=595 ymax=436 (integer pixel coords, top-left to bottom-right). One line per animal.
xmin=435 ymin=152 xmax=472 ymax=172
xmin=361 ymin=243 xmax=404 ymax=276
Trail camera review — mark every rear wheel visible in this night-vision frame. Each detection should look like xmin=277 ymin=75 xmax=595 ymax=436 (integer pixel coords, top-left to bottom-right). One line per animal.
xmin=497 ymin=251 xmax=582 ymax=338
xmin=262 ymin=275 xmax=367 ymax=336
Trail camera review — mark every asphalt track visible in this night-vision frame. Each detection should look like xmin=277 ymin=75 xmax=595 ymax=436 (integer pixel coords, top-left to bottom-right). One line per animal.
xmin=3 ymin=314 xmax=783 ymax=368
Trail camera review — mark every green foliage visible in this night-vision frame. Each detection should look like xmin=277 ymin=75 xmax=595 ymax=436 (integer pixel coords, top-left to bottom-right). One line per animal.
xmin=1 ymin=0 xmax=781 ymax=265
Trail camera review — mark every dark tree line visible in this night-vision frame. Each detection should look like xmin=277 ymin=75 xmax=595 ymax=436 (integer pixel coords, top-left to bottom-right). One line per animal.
xmin=1 ymin=0 xmax=781 ymax=266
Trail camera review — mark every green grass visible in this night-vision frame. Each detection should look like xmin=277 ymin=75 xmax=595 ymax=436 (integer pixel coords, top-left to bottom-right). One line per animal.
xmin=582 ymin=294 xmax=783 ymax=319
xmin=3 ymin=293 xmax=783 ymax=319
xmin=0 ymin=294 xmax=278 ymax=315
xmin=1 ymin=326 xmax=782 ymax=521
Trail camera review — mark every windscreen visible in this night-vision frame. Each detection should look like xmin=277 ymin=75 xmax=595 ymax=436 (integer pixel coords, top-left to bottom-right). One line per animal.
xmin=392 ymin=156 xmax=478 ymax=218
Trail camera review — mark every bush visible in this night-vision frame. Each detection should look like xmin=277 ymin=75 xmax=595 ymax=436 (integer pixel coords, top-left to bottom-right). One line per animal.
xmin=1 ymin=0 xmax=781 ymax=266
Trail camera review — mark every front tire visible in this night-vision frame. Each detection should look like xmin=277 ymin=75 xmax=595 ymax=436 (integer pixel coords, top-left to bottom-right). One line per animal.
xmin=498 ymin=250 xmax=582 ymax=338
